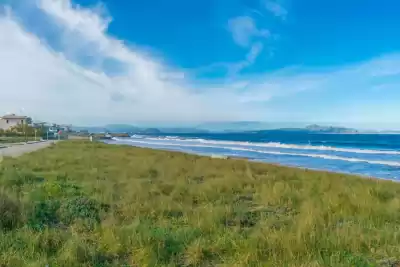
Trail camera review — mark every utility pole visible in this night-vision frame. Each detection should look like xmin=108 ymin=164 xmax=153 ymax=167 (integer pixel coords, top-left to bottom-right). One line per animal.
xmin=24 ymin=120 xmax=27 ymax=143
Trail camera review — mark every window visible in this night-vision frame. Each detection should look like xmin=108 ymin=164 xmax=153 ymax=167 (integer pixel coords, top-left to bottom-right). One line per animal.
xmin=21 ymin=120 xmax=23 ymax=124
xmin=6 ymin=120 xmax=8 ymax=123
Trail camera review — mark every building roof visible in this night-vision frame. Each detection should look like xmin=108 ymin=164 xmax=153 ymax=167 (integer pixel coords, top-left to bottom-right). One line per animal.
xmin=1 ymin=114 xmax=28 ymax=119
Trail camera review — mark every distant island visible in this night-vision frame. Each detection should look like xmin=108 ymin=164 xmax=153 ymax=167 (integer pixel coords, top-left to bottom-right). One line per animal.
xmin=71 ymin=125 xmax=211 ymax=135
xmin=71 ymin=123 xmax=360 ymax=135
xmin=304 ymin=124 xmax=359 ymax=133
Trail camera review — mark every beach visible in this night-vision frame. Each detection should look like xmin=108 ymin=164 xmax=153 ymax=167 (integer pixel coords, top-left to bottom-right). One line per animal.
xmin=108 ymin=131 xmax=400 ymax=180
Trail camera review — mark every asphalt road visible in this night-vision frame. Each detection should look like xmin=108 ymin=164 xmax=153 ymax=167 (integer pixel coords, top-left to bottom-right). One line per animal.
xmin=0 ymin=141 xmax=55 ymax=158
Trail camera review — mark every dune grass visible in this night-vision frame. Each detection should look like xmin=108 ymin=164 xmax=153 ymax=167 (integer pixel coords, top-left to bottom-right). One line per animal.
xmin=0 ymin=141 xmax=399 ymax=266
xmin=0 ymin=136 xmax=37 ymax=144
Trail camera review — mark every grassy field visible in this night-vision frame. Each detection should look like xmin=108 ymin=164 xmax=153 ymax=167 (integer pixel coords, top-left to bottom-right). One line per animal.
xmin=0 ymin=141 xmax=400 ymax=266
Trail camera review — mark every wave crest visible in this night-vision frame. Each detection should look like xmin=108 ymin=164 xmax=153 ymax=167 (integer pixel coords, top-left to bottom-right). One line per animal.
xmin=114 ymin=138 xmax=400 ymax=167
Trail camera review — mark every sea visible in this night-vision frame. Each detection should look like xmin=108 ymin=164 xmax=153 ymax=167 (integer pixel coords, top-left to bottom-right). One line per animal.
xmin=107 ymin=131 xmax=400 ymax=181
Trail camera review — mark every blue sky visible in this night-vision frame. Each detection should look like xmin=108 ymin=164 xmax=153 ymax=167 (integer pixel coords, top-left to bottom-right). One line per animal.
xmin=1 ymin=0 xmax=400 ymax=129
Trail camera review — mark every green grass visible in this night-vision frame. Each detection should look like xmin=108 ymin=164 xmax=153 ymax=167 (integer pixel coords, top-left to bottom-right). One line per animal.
xmin=0 ymin=141 xmax=400 ymax=266
xmin=0 ymin=136 xmax=38 ymax=144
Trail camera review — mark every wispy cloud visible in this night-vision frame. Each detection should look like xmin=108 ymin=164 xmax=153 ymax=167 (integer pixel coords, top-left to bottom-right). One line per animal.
xmin=0 ymin=0 xmax=286 ymax=124
xmin=226 ymin=0 xmax=287 ymax=75
xmin=228 ymin=16 xmax=269 ymax=47
xmin=228 ymin=42 xmax=264 ymax=76
xmin=226 ymin=16 xmax=271 ymax=75
xmin=0 ymin=0 xmax=399 ymax=127
xmin=263 ymin=0 xmax=288 ymax=19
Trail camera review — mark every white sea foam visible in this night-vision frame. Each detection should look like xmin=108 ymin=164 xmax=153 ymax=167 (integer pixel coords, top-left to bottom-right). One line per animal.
xmin=126 ymin=136 xmax=400 ymax=155
xmin=130 ymin=134 xmax=145 ymax=138
xmin=113 ymin=138 xmax=400 ymax=167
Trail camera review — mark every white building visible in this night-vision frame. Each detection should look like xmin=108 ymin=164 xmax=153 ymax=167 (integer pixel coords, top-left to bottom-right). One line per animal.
xmin=0 ymin=114 xmax=28 ymax=131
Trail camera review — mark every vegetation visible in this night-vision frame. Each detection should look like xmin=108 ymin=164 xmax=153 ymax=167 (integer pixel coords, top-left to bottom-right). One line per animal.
xmin=0 ymin=136 xmax=38 ymax=144
xmin=0 ymin=124 xmax=43 ymax=143
xmin=90 ymin=133 xmax=130 ymax=138
xmin=109 ymin=133 xmax=130 ymax=137
xmin=0 ymin=141 xmax=399 ymax=266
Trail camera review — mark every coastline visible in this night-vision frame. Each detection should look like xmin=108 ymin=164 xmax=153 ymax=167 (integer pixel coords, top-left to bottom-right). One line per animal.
xmin=106 ymin=140 xmax=399 ymax=184
xmin=1 ymin=140 xmax=400 ymax=265
xmin=106 ymin=132 xmax=400 ymax=181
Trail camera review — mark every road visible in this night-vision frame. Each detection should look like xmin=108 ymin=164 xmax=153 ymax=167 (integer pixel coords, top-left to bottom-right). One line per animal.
xmin=0 ymin=141 xmax=55 ymax=158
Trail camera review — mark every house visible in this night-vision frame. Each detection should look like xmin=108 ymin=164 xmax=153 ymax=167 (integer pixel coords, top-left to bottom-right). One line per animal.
xmin=59 ymin=124 xmax=72 ymax=132
xmin=0 ymin=114 xmax=28 ymax=131
xmin=31 ymin=122 xmax=45 ymax=129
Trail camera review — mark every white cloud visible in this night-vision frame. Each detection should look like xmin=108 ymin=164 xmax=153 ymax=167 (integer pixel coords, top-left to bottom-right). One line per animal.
xmin=0 ymin=3 xmax=222 ymax=125
xmin=39 ymin=0 xmax=110 ymax=41
xmin=0 ymin=0 xmax=399 ymax=127
xmin=0 ymin=1 xmax=286 ymax=125
xmin=263 ymin=0 xmax=287 ymax=19
xmin=226 ymin=16 xmax=271 ymax=74
xmin=228 ymin=16 xmax=269 ymax=47
xmin=228 ymin=42 xmax=264 ymax=76
xmin=225 ymin=0 xmax=287 ymax=74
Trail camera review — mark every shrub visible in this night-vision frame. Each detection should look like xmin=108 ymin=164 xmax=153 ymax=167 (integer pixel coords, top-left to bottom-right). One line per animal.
xmin=59 ymin=197 xmax=109 ymax=228
xmin=28 ymin=200 xmax=61 ymax=230
xmin=0 ymin=193 xmax=22 ymax=231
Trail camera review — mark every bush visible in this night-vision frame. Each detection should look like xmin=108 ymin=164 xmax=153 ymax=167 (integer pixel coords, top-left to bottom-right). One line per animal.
xmin=60 ymin=197 xmax=101 ymax=224
xmin=1 ymin=170 xmax=45 ymax=188
xmin=28 ymin=200 xmax=61 ymax=230
xmin=0 ymin=193 xmax=22 ymax=231
xmin=59 ymin=197 xmax=110 ymax=230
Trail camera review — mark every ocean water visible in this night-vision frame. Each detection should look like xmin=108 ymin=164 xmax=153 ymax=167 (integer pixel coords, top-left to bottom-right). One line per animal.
xmin=107 ymin=131 xmax=400 ymax=181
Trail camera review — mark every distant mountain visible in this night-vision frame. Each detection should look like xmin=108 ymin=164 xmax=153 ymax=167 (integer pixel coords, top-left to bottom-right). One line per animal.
xmin=135 ymin=128 xmax=162 ymax=134
xmin=71 ymin=126 xmax=107 ymax=133
xmin=250 ymin=125 xmax=360 ymax=134
xmin=196 ymin=121 xmax=266 ymax=132
xmin=71 ymin=123 xmax=360 ymax=135
xmin=305 ymin=124 xmax=359 ymax=133
xmin=71 ymin=124 xmax=140 ymax=134
xmin=104 ymin=124 xmax=140 ymax=133
xmin=196 ymin=121 xmax=304 ymax=132
xmin=71 ymin=125 xmax=209 ymax=134
xmin=158 ymin=128 xmax=209 ymax=134
xmin=134 ymin=127 xmax=210 ymax=134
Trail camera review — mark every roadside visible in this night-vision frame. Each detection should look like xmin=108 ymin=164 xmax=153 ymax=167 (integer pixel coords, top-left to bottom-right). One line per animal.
xmin=0 ymin=137 xmax=38 ymax=144
xmin=0 ymin=141 xmax=55 ymax=158
xmin=0 ymin=140 xmax=45 ymax=147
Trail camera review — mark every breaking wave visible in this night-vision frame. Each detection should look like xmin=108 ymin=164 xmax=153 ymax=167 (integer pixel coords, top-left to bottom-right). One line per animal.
xmin=127 ymin=136 xmax=400 ymax=155
xmin=115 ymin=138 xmax=400 ymax=167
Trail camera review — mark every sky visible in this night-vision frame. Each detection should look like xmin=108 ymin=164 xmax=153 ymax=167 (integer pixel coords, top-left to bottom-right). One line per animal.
xmin=1 ymin=0 xmax=400 ymax=129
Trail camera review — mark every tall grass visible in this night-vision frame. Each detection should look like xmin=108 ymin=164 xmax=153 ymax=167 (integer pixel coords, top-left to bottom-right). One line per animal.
xmin=0 ymin=136 xmax=38 ymax=143
xmin=0 ymin=141 xmax=399 ymax=266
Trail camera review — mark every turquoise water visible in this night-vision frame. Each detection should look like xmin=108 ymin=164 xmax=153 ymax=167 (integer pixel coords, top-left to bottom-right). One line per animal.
xmin=108 ymin=131 xmax=400 ymax=180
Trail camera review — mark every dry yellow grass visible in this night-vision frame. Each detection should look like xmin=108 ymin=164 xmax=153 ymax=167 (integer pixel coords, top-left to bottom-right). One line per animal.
xmin=0 ymin=140 xmax=399 ymax=266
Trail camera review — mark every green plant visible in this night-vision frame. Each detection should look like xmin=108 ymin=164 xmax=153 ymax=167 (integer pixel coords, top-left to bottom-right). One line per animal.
xmin=0 ymin=141 xmax=398 ymax=266
xmin=0 ymin=193 xmax=22 ymax=231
